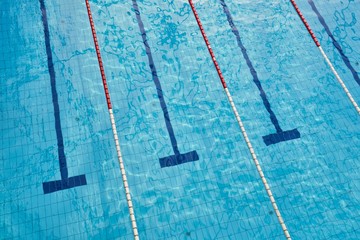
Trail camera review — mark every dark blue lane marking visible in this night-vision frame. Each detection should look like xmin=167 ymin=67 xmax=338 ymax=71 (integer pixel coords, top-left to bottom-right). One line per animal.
xmin=308 ymin=0 xmax=359 ymax=86
xmin=40 ymin=0 xmax=87 ymax=194
xmin=220 ymin=0 xmax=300 ymax=146
xmin=132 ymin=0 xmax=199 ymax=167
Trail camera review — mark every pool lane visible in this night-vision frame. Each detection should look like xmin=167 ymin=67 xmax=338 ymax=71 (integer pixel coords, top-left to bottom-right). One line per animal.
xmin=290 ymin=0 xmax=360 ymax=114
xmin=220 ymin=0 xmax=300 ymax=146
xmin=2 ymin=0 xmax=135 ymax=239
xmin=40 ymin=0 xmax=88 ymax=194
xmin=307 ymin=0 xmax=360 ymax=87
xmin=189 ymin=0 xmax=291 ymax=239
xmin=85 ymin=0 xmax=139 ymax=239
xmin=131 ymin=0 xmax=199 ymax=168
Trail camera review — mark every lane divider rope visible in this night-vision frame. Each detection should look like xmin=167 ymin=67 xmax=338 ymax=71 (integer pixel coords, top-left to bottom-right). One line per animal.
xmin=188 ymin=1 xmax=292 ymax=239
xmin=290 ymin=0 xmax=360 ymax=114
xmin=85 ymin=1 xmax=139 ymax=239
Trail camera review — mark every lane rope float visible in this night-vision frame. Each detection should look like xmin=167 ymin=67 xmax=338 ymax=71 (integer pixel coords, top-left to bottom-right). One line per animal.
xmin=290 ymin=0 xmax=360 ymax=114
xmin=85 ymin=1 xmax=139 ymax=239
xmin=188 ymin=1 xmax=292 ymax=239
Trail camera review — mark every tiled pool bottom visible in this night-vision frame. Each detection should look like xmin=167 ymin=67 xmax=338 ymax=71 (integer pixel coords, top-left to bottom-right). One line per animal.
xmin=1 ymin=0 xmax=360 ymax=239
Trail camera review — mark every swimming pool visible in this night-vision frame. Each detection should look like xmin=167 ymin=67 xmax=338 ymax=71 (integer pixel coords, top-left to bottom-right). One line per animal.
xmin=1 ymin=0 xmax=359 ymax=239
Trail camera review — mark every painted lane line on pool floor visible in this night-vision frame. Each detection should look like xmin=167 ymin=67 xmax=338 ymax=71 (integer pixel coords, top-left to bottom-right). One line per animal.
xmin=132 ymin=0 xmax=199 ymax=168
xmin=188 ymin=1 xmax=291 ymax=239
xmin=85 ymin=1 xmax=139 ymax=239
xmin=290 ymin=0 xmax=360 ymax=114
xmin=40 ymin=0 xmax=87 ymax=194
xmin=307 ymin=0 xmax=360 ymax=86
xmin=220 ymin=0 xmax=300 ymax=146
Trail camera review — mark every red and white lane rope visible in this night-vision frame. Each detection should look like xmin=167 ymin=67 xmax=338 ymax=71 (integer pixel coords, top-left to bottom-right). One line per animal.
xmin=290 ymin=0 xmax=360 ymax=114
xmin=85 ymin=1 xmax=139 ymax=239
xmin=188 ymin=1 xmax=291 ymax=239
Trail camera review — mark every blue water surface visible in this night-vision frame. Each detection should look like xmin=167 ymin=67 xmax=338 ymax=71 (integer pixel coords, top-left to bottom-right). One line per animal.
xmin=1 ymin=0 xmax=359 ymax=239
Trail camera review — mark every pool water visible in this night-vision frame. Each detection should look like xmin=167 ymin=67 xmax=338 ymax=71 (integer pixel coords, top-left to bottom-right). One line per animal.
xmin=1 ymin=0 xmax=359 ymax=239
